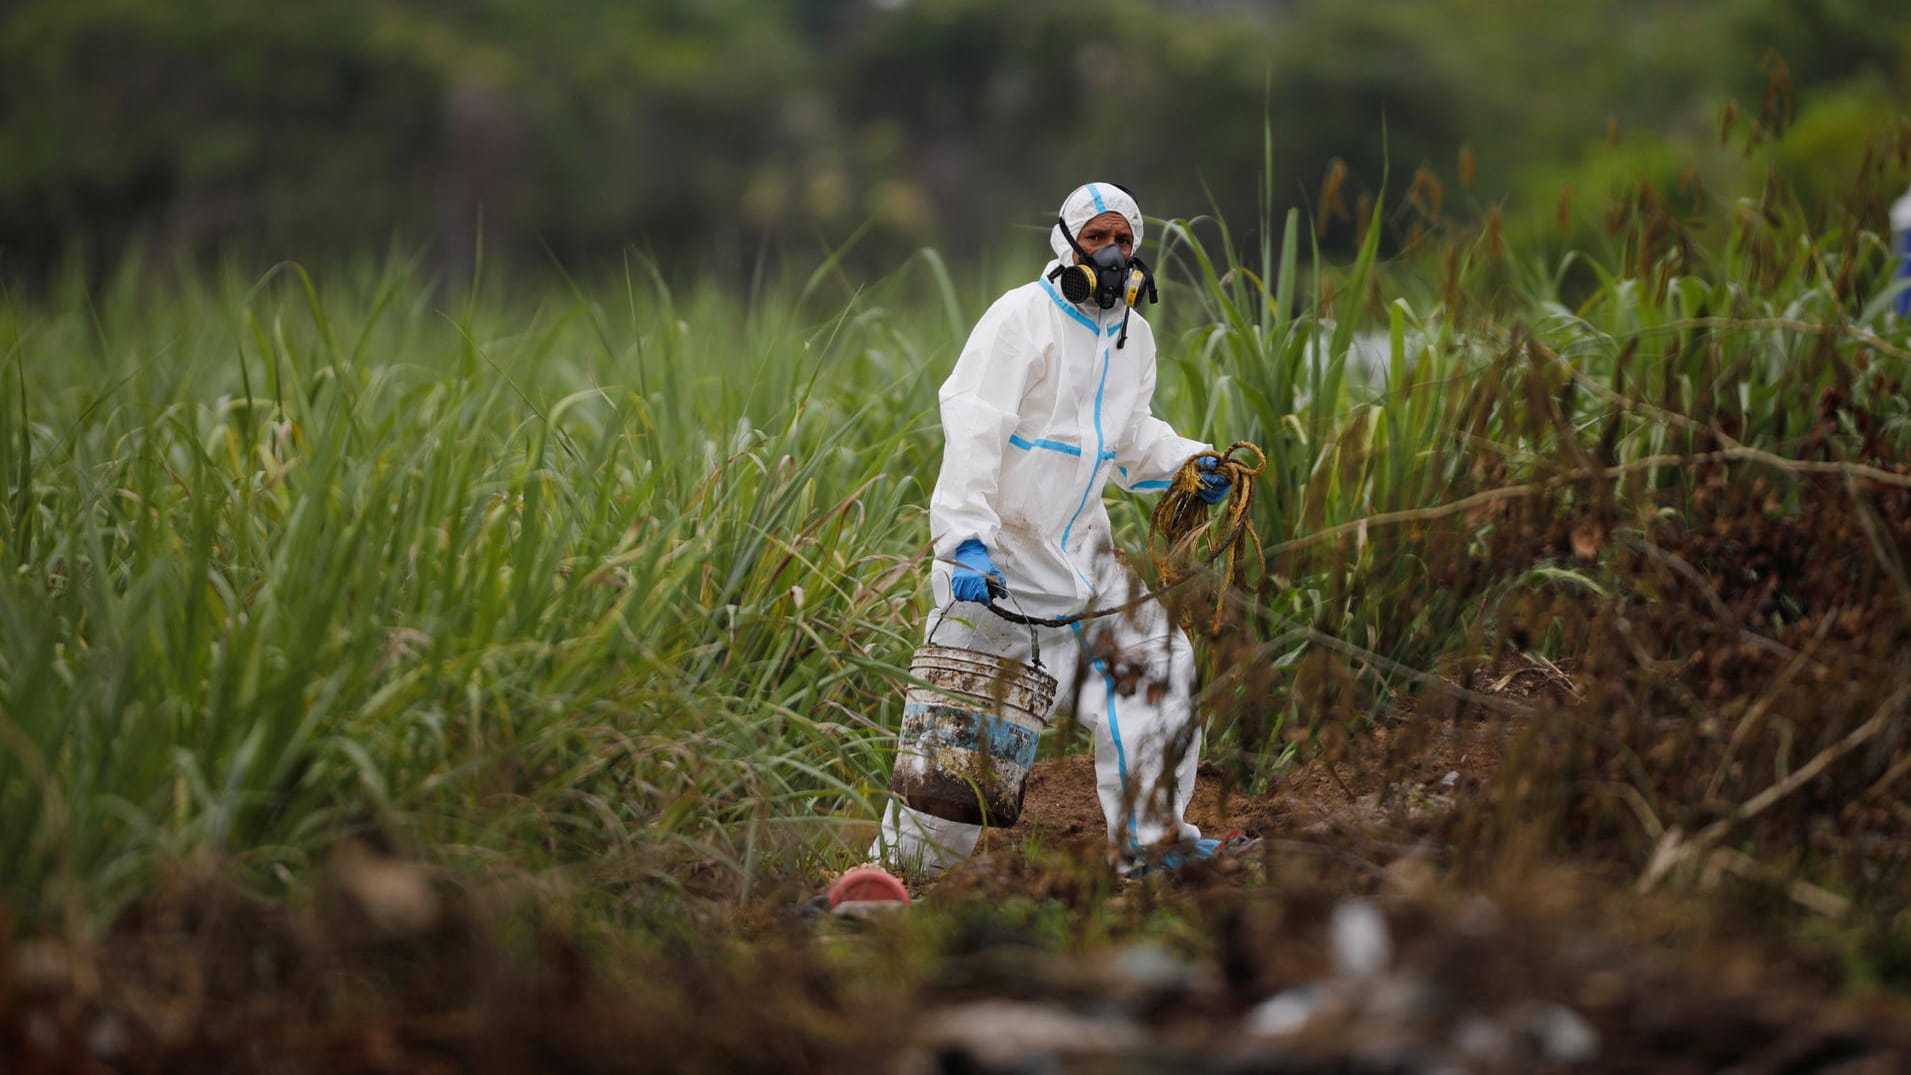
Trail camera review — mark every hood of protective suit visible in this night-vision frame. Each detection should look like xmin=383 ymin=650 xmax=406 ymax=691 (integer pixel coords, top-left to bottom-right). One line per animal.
xmin=1049 ymin=182 xmax=1144 ymax=266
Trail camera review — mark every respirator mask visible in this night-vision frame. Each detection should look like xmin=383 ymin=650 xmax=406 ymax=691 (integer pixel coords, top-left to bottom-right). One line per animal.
xmin=1045 ymin=215 xmax=1157 ymax=348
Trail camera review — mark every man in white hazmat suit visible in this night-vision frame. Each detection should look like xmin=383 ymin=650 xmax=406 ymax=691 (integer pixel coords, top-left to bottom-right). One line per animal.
xmin=875 ymin=182 xmax=1234 ymax=877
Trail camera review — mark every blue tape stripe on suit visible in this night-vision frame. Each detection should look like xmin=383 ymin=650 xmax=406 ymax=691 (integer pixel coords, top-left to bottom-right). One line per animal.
xmin=1008 ymin=433 xmax=1083 ymax=457
xmin=1038 ymin=279 xmax=1099 ymax=333
xmin=1071 ymin=620 xmax=1137 ymax=843
xmin=1058 ymin=341 xmax=1113 ymax=594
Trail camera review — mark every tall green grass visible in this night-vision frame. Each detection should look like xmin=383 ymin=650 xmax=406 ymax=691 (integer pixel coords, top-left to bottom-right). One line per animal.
xmin=3 ymin=135 xmax=1909 ymax=930
xmin=1145 ymin=150 xmax=1910 ymax=787
xmin=0 ymin=254 xmax=971 ymax=924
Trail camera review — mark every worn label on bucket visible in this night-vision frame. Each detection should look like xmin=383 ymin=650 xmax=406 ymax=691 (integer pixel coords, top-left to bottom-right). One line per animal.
xmin=901 ymin=701 xmax=1041 ymax=771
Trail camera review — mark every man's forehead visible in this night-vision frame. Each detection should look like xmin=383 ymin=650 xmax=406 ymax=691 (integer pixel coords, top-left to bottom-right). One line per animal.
xmin=1080 ymin=211 xmax=1132 ymax=235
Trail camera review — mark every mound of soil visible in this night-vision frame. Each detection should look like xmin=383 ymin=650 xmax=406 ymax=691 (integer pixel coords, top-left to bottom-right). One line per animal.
xmin=999 ymin=711 xmax=1505 ymax=851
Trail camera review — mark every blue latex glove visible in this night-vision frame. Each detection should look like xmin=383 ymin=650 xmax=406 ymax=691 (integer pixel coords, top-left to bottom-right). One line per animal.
xmin=949 ymin=538 xmax=1006 ymax=604
xmin=1195 ymin=456 xmax=1231 ymax=505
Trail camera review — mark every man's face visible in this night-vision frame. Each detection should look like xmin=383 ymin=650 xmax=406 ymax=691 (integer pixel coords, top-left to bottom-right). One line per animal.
xmin=1074 ymin=211 xmax=1134 ymax=263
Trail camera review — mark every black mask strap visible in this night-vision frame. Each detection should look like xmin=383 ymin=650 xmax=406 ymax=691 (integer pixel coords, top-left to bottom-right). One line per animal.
xmin=1055 ymin=215 xmax=1094 ymax=263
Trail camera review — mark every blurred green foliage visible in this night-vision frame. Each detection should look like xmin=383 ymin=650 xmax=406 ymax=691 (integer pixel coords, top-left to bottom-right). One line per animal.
xmin=0 ymin=0 xmax=1907 ymax=279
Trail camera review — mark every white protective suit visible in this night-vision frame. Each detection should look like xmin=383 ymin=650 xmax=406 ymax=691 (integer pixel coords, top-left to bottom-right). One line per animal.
xmin=876 ymin=182 xmax=1214 ymax=876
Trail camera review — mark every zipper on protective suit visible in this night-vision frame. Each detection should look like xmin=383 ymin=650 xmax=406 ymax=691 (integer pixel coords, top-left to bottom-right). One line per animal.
xmin=1056 ymin=308 xmax=1119 ymax=599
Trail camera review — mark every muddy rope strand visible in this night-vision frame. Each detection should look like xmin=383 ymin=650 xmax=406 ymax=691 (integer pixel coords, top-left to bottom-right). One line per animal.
xmin=1152 ymin=441 xmax=1266 ymax=634
xmin=981 ymin=442 xmax=1266 ymax=632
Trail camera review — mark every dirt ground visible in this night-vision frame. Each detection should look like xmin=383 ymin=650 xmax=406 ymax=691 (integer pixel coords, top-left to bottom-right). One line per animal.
xmin=1009 ymin=707 xmax=1508 ymax=845
xmin=904 ymin=653 xmax=1911 ymax=1074
xmin=971 ymin=656 xmax=1537 ymax=875
xmin=4 ymin=661 xmax=1907 ymax=1072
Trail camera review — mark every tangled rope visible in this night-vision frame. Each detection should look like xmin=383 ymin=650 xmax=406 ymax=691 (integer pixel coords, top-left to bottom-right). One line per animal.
xmin=1149 ymin=441 xmax=1266 ymax=633
xmin=983 ymin=441 xmax=1266 ymax=633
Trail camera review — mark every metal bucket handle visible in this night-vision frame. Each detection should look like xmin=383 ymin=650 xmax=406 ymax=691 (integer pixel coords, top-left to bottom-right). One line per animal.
xmin=928 ymin=593 xmax=1046 ymax=675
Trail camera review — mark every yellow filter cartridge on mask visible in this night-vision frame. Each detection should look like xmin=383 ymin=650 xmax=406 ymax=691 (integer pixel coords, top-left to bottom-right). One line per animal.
xmin=1124 ymin=267 xmax=1147 ymax=308
xmin=1059 ymin=263 xmax=1098 ymax=305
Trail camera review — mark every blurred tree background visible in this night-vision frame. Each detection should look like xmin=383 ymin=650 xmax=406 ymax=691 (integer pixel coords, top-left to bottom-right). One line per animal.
xmin=1 ymin=0 xmax=1907 ymax=284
